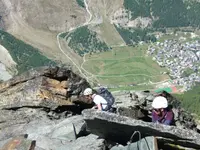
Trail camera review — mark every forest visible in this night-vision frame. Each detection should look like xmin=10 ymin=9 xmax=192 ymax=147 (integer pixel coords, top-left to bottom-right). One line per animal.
xmin=67 ymin=26 xmax=109 ymax=56
xmin=76 ymin=0 xmax=85 ymax=8
xmin=115 ymin=25 xmax=156 ymax=45
xmin=124 ymin=0 xmax=200 ymax=28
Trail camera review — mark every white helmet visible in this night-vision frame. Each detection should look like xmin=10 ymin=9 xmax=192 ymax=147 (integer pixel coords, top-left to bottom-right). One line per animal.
xmin=152 ymin=96 xmax=168 ymax=109
xmin=83 ymin=88 xmax=92 ymax=96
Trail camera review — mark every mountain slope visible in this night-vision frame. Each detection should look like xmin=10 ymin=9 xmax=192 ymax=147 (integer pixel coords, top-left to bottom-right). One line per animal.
xmin=0 ymin=0 xmax=200 ymax=90
xmin=0 ymin=0 xmax=88 ymax=63
xmin=0 ymin=30 xmax=55 ymax=74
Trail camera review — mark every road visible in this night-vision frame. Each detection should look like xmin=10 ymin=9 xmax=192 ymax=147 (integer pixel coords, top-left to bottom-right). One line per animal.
xmin=57 ymin=0 xmax=96 ymax=83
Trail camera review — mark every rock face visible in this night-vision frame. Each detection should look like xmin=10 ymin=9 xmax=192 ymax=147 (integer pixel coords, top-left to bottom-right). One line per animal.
xmin=0 ymin=0 xmax=86 ymax=32
xmin=56 ymin=134 xmax=105 ymax=150
xmin=113 ymin=90 xmax=197 ymax=130
xmin=82 ymin=109 xmax=200 ymax=149
xmin=0 ymin=66 xmax=98 ymax=149
xmin=0 ymin=66 xmax=200 ymax=150
xmin=0 ymin=114 xmax=102 ymax=150
xmin=0 ymin=66 xmax=92 ymax=129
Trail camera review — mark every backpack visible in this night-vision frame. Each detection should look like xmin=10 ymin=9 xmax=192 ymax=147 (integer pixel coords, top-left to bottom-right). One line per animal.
xmin=97 ymin=87 xmax=115 ymax=106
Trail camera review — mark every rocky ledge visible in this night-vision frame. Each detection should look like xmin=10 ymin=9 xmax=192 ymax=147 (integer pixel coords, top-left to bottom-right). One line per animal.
xmin=83 ymin=109 xmax=200 ymax=149
xmin=0 ymin=66 xmax=200 ymax=150
xmin=0 ymin=66 xmax=93 ymax=128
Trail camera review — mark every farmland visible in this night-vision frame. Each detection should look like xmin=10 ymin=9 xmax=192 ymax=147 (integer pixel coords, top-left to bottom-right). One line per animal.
xmin=82 ymin=44 xmax=169 ymax=86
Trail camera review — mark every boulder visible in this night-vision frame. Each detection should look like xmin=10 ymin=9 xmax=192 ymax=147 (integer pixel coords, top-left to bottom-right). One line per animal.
xmin=0 ymin=66 xmax=90 ymax=110
xmin=0 ymin=66 xmax=96 ymax=149
xmin=82 ymin=109 xmax=200 ymax=149
xmin=56 ymin=134 xmax=105 ymax=150
xmin=0 ymin=115 xmax=87 ymax=150
xmin=49 ymin=115 xmax=86 ymax=141
xmin=0 ymin=66 xmax=93 ymax=129
xmin=113 ymin=90 xmax=197 ymax=130
xmin=112 ymin=91 xmax=147 ymax=119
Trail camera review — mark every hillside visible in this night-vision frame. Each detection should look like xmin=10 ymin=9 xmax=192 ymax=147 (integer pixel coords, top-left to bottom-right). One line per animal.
xmin=174 ymin=84 xmax=200 ymax=117
xmin=0 ymin=0 xmax=87 ymax=64
xmin=0 ymin=1 xmax=200 ymax=148
xmin=67 ymin=26 xmax=109 ymax=55
xmin=123 ymin=0 xmax=200 ymax=28
xmin=0 ymin=66 xmax=199 ymax=150
xmin=59 ymin=0 xmax=200 ymax=92
xmin=0 ymin=30 xmax=56 ymax=74
xmin=0 ymin=0 xmax=199 ymax=91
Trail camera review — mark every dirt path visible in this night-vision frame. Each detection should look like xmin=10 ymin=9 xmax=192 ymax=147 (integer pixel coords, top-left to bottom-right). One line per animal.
xmin=57 ymin=0 xmax=101 ymax=84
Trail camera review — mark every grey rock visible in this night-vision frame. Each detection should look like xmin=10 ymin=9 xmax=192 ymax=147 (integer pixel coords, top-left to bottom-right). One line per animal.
xmin=49 ymin=115 xmax=85 ymax=141
xmin=0 ymin=138 xmax=11 ymax=148
xmin=0 ymin=107 xmax=50 ymax=130
xmin=0 ymin=115 xmax=87 ymax=150
xmin=145 ymin=95 xmax=154 ymax=101
xmin=197 ymin=125 xmax=200 ymax=131
xmin=110 ymin=144 xmax=124 ymax=150
xmin=0 ymin=124 xmax=26 ymax=141
xmin=82 ymin=109 xmax=200 ymax=149
xmin=112 ymin=91 xmax=145 ymax=118
xmin=116 ymin=106 xmax=146 ymax=119
xmin=134 ymin=91 xmax=148 ymax=100
xmin=173 ymin=108 xmax=179 ymax=121
xmin=34 ymin=147 xmax=46 ymax=150
xmin=57 ymin=134 xmax=105 ymax=150
xmin=0 ymin=66 xmax=92 ymax=134
xmin=29 ymin=135 xmax=63 ymax=150
xmin=25 ymin=115 xmax=85 ymax=140
xmin=0 ymin=66 xmax=90 ymax=110
xmin=113 ymin=90 xmax=197 ymax=130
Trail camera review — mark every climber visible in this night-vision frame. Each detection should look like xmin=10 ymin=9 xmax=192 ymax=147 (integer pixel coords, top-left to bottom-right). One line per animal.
xmin=83 ymin=87 xmax=114 ymax=111
xmin=151 ymin=96 xmax=174 ymax=125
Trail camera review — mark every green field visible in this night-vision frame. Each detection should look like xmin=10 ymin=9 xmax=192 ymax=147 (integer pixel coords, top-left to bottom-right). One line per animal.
xmin=82 ymin=44 xmax=169 ymax=86
xmin=99 ymin=18 xmax=125 ymax=45
xmin=109 ymin=84 xmax=155 ymax=92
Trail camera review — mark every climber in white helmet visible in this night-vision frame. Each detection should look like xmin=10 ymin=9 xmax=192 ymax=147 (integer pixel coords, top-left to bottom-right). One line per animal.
xmin=152 ymin=96 xmax=174 ymax=125
xmin=83 ymin=88 xmax=108 ymax=111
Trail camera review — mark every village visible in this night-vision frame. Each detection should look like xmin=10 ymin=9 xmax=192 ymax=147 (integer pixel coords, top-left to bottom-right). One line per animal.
xmin=147 ymin=39 xmax=200 ymax=91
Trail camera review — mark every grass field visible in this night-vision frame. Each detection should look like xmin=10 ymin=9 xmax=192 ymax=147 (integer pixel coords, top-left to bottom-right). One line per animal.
xmin=99 ymin=18 xmax=125 ymax=46
xmin=82 ymin=44 xmax=169 ymax=86
xmin=109 ymin=84 xmax=155 ymax=92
